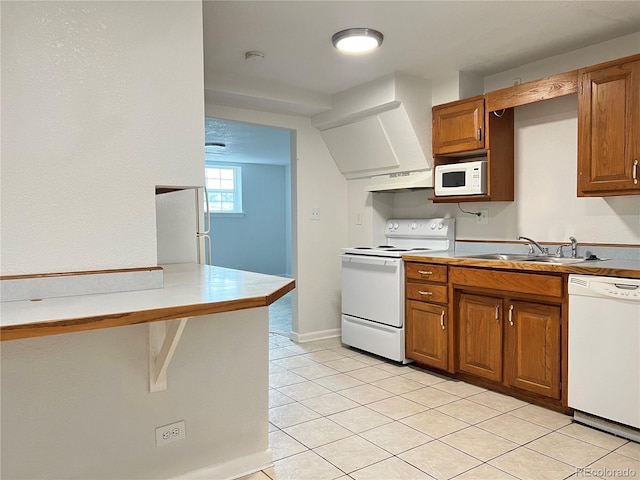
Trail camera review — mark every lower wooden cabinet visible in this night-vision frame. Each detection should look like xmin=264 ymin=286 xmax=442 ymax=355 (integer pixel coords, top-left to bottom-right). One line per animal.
xmin=504 ymin=301 xmax=561 ymax=399
xmin=406 ymin=263 xmax=566 ymax=407
xmin=455 ymin=292 xmax=562 ymax=401
xmin=406 ymin=300 xmax=448 ymax=370
xmin=405 ymin=262 xmax=449 ymax=370
xmin=458 ymin=294 xmax=503 ymax=382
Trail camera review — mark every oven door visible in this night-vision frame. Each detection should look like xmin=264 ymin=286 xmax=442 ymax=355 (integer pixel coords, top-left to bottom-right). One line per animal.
xmin=341 ymin=254 xmax=403 ymax=328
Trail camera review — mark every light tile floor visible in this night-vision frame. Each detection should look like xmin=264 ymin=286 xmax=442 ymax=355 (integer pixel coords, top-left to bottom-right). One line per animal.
xmin=242 ymin=334 xmax=639 ymax=480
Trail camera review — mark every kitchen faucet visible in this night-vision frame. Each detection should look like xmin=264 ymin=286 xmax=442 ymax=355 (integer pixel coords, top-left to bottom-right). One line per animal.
xmin=569 ymin=236 xmax=578 ymax=258
xmin=556 ymin=236 xmax=579 ymax=258
xmin=517 ymin=236 xmax=548 ymax=255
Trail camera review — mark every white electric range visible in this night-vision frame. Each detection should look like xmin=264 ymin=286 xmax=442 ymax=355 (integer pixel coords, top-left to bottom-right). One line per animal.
xmin=341 ymin=218 xmax=455 ymax=363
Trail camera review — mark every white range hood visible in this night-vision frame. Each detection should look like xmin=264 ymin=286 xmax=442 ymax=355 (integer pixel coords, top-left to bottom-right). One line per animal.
xmin=312 ymin=73 xmax=433 ymax=190
xmin=365 ymin=170 xmax=433 ymax=192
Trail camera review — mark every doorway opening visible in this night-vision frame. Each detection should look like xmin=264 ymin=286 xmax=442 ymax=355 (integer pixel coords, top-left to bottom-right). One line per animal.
xmin=204 ymin=117 xmax=295 ymax=337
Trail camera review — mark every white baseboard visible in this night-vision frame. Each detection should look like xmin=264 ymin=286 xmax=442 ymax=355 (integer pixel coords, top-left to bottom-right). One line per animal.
xmin=289 ymin=328 xmax=341 ymax=343
xmin=170 ymin=449 xmax=273 ymax=480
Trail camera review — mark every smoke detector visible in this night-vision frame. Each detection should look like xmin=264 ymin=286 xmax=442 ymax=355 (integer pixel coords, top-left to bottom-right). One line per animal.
xmin=245 ymin=51 xmax=265 ymax=62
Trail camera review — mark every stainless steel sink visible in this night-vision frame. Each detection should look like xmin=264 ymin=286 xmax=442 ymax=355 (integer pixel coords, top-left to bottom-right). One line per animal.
xmin=462 ymin=253 xmax=533 ymax=261
xmin=523 ymin=256 xmax=587 ymax=264
xmin=462 ymin=253 xmax=590 ymax=264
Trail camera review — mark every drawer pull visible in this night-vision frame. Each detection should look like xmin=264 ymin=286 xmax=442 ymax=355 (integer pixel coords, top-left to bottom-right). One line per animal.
xmin=633 ymin=159 xmax=638 ymax=185
xmin=440 ymin=311 xmax=445 ymax=330
xmin=418 ymin=291 xmax=433 ymax=296
xmin=508 ymin=304 xmax=514 ymax=326
xmin=418 ymin=270 xmax=433 ymax=276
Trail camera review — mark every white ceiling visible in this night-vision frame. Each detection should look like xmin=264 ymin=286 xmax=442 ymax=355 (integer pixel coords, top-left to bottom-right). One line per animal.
xmin=205 ymin=117 xmax=292 ymax=165
xmin=202 ymin=0 xmax=640 ymax=164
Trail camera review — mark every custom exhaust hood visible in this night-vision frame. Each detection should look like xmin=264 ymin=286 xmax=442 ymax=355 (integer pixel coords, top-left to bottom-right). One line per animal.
xmin=311 ymin=73 xmax=433 ymax=191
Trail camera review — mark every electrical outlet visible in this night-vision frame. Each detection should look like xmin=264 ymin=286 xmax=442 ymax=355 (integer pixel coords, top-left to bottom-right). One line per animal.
xmin=513 ymin=77 xmax=522 ymax=86
xmin=155 ymin=420 xmax=186 ymax=446
xmin=476 ymin=209 xmax=489 ymax=224
xmin=311 ymin=208 xmax=320 ymax=220
xmin=355 ymin=212 xmax=362 ymax=225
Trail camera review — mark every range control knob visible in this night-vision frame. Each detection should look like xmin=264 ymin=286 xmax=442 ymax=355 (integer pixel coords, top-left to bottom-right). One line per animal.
xmin=393 ymin=222 xmax=399 ymax=229
xmin=387 ymin=222 xmax=394 ymax=230
xmin=438 ymin=223 xmax=444 ymax=230
xmin=410 ymin=222 xmax=418 ymax=230
xmin=430 ymin=223 xmax=436 ymax=230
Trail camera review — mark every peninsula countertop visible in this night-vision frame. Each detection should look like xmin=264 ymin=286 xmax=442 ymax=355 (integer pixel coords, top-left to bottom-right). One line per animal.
xmin=402 ymin=251 xmax=640 ymax=278
xmin=0 ymin=263 xmax=295 ymax=341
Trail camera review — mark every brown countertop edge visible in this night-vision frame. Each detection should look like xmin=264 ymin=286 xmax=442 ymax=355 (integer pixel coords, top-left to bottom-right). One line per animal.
xmin=402 ymin=254 xmax=640 ymax=279
xmin=0 ymin=280 xmax=295 ymax=342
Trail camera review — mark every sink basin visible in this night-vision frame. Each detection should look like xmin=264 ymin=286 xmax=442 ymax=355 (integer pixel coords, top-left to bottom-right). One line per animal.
xmin=462 ymin=253 xmax=533 ymax=261
xmin=462 ymin=253 xmax=590 ymax=264
xmin=523 ymin=257 xmax=587 ymax=264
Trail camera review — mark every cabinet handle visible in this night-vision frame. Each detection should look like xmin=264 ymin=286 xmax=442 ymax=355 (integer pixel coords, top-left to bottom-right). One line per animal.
xmin=440 ymin=311 xmax=445 ymax=330
xmin=495 ymin=305 xmax=499 ymax=322
xmin=418 ymin=270 xmax=433 ymax=276
xmin=508 ymin=305 xmax=514 ymax=326
xmin=418 ymin=291 xmax=433 ymax=296
xmin=633 ymin=159 xmax=638 ymax=185
xmin=477 ymin=128 xmax=482 ymax=142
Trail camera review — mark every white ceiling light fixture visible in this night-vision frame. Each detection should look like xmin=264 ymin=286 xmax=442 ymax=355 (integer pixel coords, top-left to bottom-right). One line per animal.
xmin=205 ymin=142 xmax=227 ymax=156
xmin=332 ymin=28 xmax=383 ymax=54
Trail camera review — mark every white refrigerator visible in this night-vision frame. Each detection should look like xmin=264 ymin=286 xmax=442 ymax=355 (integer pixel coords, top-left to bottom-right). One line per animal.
xmin=155 ymin=187 xmax=209 ymax=265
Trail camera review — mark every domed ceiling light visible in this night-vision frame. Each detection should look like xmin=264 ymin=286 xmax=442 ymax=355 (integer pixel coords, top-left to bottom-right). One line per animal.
xmin=332 ymin=28 xmax=383 ymax=54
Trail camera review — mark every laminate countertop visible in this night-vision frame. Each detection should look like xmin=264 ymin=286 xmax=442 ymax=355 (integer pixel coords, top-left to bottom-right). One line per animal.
xmin=402 ymin=251 xmax=640 ymax=279
xmin=0 ymin=263 xmax=295 ymax=341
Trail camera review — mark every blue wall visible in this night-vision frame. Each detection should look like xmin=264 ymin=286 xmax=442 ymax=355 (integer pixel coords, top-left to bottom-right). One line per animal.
xmin=208 ymin=162 xmax=289 ymax=275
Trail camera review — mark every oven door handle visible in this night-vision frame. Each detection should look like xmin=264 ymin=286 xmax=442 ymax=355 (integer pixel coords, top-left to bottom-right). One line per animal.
xmin=341 ymin=255 xmax=398 ymax=266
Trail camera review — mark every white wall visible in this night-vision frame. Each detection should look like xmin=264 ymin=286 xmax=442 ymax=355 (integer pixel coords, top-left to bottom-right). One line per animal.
xmin=1 ymin=1 xmax=205 ymax=275
xmin=348 ymin=33 xmax=640 ymax=246
xmin=484 ymin=32 xmax=640 ymax=91
xmin=209 ymin=162 xmax=289 ymax=276
xmin=1 ymin=3 xmax=272 ymax=479
xmin=204 ymin=104 xmax=348 ymax=340
xmin=1 ymin=309 xmax=270 ymax=480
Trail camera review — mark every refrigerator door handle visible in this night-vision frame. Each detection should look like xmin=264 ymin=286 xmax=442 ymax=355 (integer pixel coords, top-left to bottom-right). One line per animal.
xmin=196 ymin=186 xmax=211 ymax=264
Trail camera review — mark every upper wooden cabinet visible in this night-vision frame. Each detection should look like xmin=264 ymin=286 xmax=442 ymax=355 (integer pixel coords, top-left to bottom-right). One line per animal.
xmin=578 ymin=53 xmax=640 ymax=197
xmin=432 ymin=96 xmax=485 ymax=154
xmin=431 ymin=96 xmax=514 ymax=203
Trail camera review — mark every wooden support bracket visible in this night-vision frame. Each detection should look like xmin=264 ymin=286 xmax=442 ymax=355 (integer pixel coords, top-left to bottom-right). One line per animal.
xmin=149 ymin=317 xmax=189 ymax=392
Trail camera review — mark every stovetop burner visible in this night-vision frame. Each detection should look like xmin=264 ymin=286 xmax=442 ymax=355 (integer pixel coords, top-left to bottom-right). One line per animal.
xmin=342 ymin=218 xmax=455 ymax=258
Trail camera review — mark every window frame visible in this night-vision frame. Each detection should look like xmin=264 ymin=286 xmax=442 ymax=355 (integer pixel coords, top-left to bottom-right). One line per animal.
xmin=204 ymin=165 xmax=243 ymax=215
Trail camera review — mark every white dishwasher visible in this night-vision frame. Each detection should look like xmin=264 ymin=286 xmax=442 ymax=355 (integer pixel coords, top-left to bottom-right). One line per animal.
xmin=568 ymin=274 xmax=640 ymax=442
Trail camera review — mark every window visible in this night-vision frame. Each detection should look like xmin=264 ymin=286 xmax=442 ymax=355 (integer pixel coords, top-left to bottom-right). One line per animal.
xmin=204 ymin=165 xmax=242 ymax=214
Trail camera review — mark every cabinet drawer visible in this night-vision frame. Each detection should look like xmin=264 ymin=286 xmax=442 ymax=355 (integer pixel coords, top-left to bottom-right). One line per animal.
xmin=406 ymin=263 xmax=447 ymax=283
xmin=450 ymin=267 xmax=563 ymax=298
xmin=407 ymin=283 xmax=448 ymax=304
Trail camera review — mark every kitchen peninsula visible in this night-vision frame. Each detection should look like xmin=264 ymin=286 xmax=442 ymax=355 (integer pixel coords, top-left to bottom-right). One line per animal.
xmin=0 ymin=264 xmax=295 ymax=479
xmin=1 ymin=263 xmax=295 ymax=341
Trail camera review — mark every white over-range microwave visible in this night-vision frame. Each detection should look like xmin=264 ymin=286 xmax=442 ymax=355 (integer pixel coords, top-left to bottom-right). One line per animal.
xmin=434 ymin=160 xmax=487 ymax=196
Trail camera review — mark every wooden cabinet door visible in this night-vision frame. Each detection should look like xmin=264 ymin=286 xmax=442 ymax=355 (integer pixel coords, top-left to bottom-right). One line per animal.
xmin=433 ymin=97 xmax=485 ymax=154
xmin=504 ymin=301 xmax=561 ymax=399
xmin=405 ymin=300 xmax=448 ymax=370
xmin=578 ymin=56 xmax=640 ymax=196
xmin=458 ymin=294 xmax=503 ymax=381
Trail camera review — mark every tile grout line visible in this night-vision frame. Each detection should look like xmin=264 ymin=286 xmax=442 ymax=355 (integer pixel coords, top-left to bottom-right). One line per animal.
xmin=265 ymin=335 xmax=634 ymax=480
